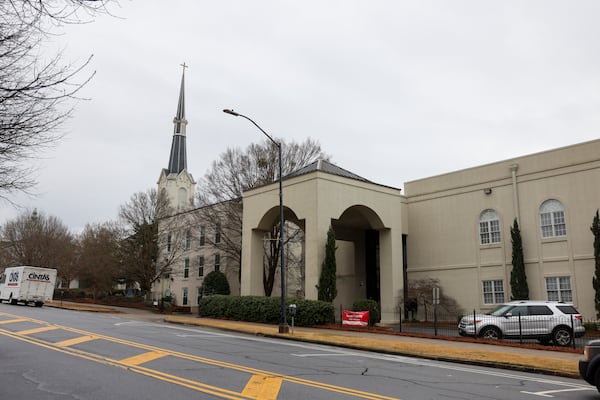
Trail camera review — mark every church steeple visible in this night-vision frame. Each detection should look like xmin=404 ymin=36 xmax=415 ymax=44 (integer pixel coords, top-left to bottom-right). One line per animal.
xmin=158 ymin=63 xmax=196 ymax=212
xmin=167 ymin=63 xmax=188 ymax=174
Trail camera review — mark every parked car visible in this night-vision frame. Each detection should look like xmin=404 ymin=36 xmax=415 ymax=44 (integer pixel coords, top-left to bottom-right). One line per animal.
xmin=580 ymin=340 xmax=600 ymax=392
xmin=458 ymin=301 xmax=585 ymax=346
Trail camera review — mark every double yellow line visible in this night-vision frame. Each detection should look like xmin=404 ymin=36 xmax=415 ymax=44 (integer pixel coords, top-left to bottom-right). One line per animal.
xmin=0 ymin=312 xmax=400 ymax=400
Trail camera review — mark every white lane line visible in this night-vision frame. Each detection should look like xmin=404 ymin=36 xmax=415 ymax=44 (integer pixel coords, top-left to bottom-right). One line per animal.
xmin=291 ymin=353 xmax=358 ymax=357
xmin=521 ymin=386 xmax=595 ymax=397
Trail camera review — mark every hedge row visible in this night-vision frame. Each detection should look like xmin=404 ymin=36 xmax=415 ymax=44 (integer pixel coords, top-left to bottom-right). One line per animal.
xmin=198 ymin=295 xmax=335 ymax=326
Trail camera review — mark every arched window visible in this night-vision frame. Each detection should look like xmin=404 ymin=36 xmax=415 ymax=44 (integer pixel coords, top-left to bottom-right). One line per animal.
xmin=479 ymin=209 xmax=501 ymax=244
xmin=540 ymin=200 xmax=567 ymax=238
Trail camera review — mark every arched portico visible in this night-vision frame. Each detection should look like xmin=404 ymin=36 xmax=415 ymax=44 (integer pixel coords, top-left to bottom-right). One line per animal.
xmin=241 ymin=160 xmax=406 ymax=323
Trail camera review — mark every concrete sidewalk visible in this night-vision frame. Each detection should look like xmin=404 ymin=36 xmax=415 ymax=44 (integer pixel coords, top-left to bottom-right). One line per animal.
xmin=45 ymin=301 xmax=583 ymax=379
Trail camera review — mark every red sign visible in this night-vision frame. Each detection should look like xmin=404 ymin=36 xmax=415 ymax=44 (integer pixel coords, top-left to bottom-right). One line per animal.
xmin=342 ymin=310 xmax=369 ymax=327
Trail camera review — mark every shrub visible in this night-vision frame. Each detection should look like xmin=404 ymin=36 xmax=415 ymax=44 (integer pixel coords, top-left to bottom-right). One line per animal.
xmin=584 ymin=321 xmax=599 ymax=331
xmin=352 ymin=299 xmax=380 ymax=326
xmin=198 ymin=296 xmax=335 ymax=326
xmin=202 ymin=270 xmax=230 ymax=295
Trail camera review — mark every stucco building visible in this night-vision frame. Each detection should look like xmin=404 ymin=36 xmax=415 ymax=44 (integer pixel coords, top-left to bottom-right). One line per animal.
xmin=241 ymin=140 xmax=600 ymax=322
xmin=156 ymin=70 xmax=600 ymax=321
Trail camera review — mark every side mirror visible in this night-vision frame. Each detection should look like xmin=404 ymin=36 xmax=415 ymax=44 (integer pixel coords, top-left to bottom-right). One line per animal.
xmin=504 ymin=312 xmax=513 ymax=318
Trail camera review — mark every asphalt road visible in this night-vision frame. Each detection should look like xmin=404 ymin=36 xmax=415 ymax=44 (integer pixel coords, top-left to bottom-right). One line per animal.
xmin=0 ymin=303 xmax=596 ymax=400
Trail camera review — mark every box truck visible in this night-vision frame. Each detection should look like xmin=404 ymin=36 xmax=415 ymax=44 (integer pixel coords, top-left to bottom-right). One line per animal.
xmin=0 ymin=266 xmax=57 ymax=307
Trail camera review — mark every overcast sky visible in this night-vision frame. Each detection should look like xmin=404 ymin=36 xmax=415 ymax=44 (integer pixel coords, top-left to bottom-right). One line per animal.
xmin=1 ymin=1 xmax=599 ymax=233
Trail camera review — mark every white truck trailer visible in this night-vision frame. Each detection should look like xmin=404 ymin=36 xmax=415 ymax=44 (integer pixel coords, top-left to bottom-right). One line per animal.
xmin=0 ymin=266 xmax=57 ymax=307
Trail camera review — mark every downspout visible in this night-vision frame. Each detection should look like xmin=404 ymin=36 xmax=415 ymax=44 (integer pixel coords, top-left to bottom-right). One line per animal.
xmin=510 ymin=164 xmax=520 ymax=224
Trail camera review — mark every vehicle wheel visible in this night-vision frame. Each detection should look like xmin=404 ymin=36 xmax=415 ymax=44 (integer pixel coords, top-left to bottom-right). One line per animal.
xmin=34 ymin=301 xmax=43 ymax=307
xmin=479 ymin=326 xmax=501 ymax=340
xmin=552 ymin=326 xmax=572 ymax=347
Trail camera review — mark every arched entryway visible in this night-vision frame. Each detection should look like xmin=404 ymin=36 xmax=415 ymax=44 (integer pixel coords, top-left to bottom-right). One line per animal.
xmin=254 ymin=206 xmax=305 ymax=298
xmin=241 ymin=160 xmax=405 ymax=323
xmin=332 ymin=205 xmax=386 ymax=315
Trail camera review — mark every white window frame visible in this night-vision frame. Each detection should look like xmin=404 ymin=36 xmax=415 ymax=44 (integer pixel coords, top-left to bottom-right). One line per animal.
xmin=182 ymin=287 xmax=188 ymax=306
xmin=214 ymin=253 xmax=220 ymax=272
xmin=482 ymin=279 xmax=505 ymax=304
xmin=166 ymin=233 xmax=172 ymax=253
xmin=185 ymin=229 xmax=191 ymax=250
xmin=545 ymin=276 xmax=572 ymax=302
xmin=199 ymin=225 xmax=206 ymax=246
xmin=198 ymin=255 xmax=204 ymax=277
xmin=183 ymin=258 xmax=190 ymax=278
xmin=215 ymin=222 xmax=221 ymax=244
xmin=540 ymin=199 xmax=567 ymax=238
xmin=479 ymin=209 xmax=501 ymax=245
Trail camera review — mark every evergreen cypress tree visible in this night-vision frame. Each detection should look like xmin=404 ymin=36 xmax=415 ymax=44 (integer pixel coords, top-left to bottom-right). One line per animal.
xmin=591 ymin=210 xmax=600 ymax=318
xmin=510 ymin=218 xmax=529 ymax=300
xmin=317 ymin=225 xmax=337 ymax=302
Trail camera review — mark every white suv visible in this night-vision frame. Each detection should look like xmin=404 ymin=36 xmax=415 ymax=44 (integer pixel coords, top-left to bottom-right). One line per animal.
xmin=458 ymin=301 xmax=586 ymax=346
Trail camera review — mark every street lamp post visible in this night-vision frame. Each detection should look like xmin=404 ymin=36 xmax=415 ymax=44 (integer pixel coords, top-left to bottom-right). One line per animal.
xmin=223 ymin=109 xmax=289 ymax=333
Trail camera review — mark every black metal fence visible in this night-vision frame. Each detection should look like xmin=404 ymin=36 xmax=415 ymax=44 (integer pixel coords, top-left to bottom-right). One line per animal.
xmin=394 ymin=307 xmax=600 ymax=349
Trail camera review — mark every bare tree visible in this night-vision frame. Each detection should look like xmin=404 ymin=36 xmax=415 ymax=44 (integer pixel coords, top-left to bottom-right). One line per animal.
xmin=196 ymin=138 xmax=328 ymax=296
xmin=0 ymin=0 xmax=112 ymax=197
xmin=0 ymin=209 xmax=77 ymax=284
xmin=398 ymin=278 xmax=464 ymax=321
xmin=118 ymin=188 xmax=174 ymax=298
xmin=78 ymin=222 xmax=120 ymax=300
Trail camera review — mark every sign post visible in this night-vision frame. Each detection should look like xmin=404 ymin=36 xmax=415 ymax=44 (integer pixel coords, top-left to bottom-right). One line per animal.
xmin=433 ymin=287 xmax=440 ymax=335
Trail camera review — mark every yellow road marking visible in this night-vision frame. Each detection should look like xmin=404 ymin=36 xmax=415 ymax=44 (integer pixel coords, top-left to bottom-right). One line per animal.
xmin=0 ymin=318 xmax=28 ymax=324
xmin=54 ymin=335 xmax=97 ymax=347
xmin=0 ymin=329 xmax=250 ymax=400
xmin=119 ymin=351 xmax=167 ymax=366
xmin=0 ymin=312 xmax=400 ymax=400
xmin=242 ymin=375 xmax=282 ymax=400
xmin=17 ymin=326 xmax=59 ymax=335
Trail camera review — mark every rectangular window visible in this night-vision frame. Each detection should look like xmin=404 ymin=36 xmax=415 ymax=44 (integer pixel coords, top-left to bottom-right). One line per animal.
xmin=198 ymin=255 xmax=204 ymax=277
xmin=540 ymin=213 xmax=553 ymax=238
xmin=489 ymin=220 xmax=501 ymax=243
xmin=215 ymin=223 xmax=221 ymax=244
xmin=541 ymin=211 xmax=567 ymax=238
xmin=482 ymin=280 xmax=504 ymax=304
xmin=546 ymin=276 xmax=572 ymax=302
xmin=200 ymin=225 xmax=206 ymax=246
xmin=167 ymin=233 xmax=172 ymax=252
xmin=185 ymin=229 xmax=191 ymax=250
xmin=480 ymin=220 xmax=501 ymax=245
xmin=553 ymin=211 xmax=567 ymax=236
xmin=479 ymin=222 xmax=489 ymax=244
xmin=183 ymin=258 xmax=190 ymax=278
xmin=197 ymin=287 xmax=202 ymax=304
xmin=214 ymin=253 xmax=220 ymax=272
xmin=182 ymin=288 xmax=188 ymax=306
